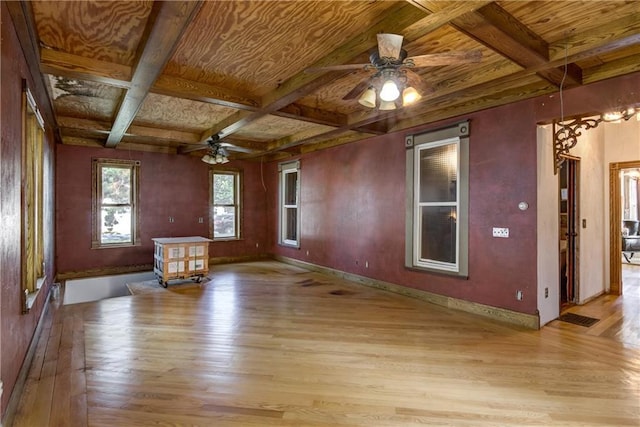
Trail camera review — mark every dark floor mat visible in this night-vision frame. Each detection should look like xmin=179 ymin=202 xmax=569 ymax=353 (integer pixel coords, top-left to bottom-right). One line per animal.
xmin=559 ymin=312 xmax=600 ymax=327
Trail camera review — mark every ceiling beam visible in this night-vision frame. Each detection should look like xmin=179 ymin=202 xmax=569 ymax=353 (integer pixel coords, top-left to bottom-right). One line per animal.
xmin=40 ymin=49 xmax=132 ymax=88
xmin=451 ymin=3 xmax=582 ymax=87
xmin=5 ymin=1 xmax=60 ymax=142
xmin=104 ymin=1 xmax=203 ymax=148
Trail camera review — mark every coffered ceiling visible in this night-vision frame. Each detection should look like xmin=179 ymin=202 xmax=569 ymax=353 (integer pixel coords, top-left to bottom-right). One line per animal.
xmin=8 ymin=1 xmax=640 ymax=160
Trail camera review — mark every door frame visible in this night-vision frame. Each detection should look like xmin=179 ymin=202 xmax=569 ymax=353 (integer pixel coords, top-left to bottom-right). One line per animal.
xmin=609 ymin=160 xmax=640 ymax=295
xmin=560 ymin=155 xmax=580 ymax=306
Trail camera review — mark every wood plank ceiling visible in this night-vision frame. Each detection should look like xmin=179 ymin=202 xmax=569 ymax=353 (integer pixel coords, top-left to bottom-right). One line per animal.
xmin=8 ymin=1 xmax=640 ymax=160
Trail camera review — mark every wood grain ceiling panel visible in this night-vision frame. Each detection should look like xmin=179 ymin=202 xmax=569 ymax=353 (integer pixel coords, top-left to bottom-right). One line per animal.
xmin=164 ymin=1 xmax=401 ymax=96
xmin=234 ymin=115 xmax=335 ymax=141
xmin=499 ymin=1 xmax=640 ymax=43
xmin=11 ymin=0 xmax=640 ymax=157
xmin=32 ymin=1 xmax=152 ymax=66
xmin=134 ymin=93 xmax=238 ymax=134
xmin=46 ymin=75 xmax=122 ymax=121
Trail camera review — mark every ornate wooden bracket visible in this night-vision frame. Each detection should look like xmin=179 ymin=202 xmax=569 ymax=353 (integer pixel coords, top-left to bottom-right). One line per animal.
xmin=553 ymin=108 xmax=638 ymax=174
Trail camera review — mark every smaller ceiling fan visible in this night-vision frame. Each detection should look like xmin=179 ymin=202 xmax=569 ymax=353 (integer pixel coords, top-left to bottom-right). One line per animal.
xmin=306 ymin=33 xmax=482 ymax=110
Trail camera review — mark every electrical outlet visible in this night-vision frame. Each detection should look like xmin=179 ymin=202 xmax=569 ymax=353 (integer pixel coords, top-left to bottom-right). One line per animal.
xmin=365 ymin=261 xmax=369 ymax=268
xmin=492 ymin=227 xmax=509 ymax=238
xmin=544 ymin=287 xmax=549 ymax=298
xmin=198 ymin=217 xmax=204 ymax=224
xmin=516 ymin=290 xmax=523 ymax=301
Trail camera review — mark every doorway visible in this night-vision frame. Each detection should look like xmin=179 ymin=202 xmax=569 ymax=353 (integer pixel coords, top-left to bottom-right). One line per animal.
xmin=559 ymin=156 xmax=580 ymax=309
xmin=610 ymin=160 xmax=640 ymax=295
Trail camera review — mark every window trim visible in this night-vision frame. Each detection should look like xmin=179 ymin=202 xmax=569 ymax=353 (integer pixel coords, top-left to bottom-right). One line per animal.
xmin=22 ymin=81 xmax=46 ymax=312
xmin=210 ymin=168 xmax=242 ymax=241
xmin=278 ymin=160 xmax=301 ymax=248
xmin=405 ymin=121 xmax=469 ymax=277
xmin=91 ymin=158 xmax=141 ymax=249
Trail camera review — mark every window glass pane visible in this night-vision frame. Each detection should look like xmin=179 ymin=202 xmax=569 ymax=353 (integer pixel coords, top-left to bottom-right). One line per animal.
xmin=284 ymin=172 xmax=297 ymax=205
xmin=420 ymin=206 xmax=456 ymax=264
xmin=102 ymin=166 xmax=131 ymax=204
xmin=285 ymin=207 xmax=297 ymax=241
xmin=214 ymin=174 xmax=235 ymax=205
xmin=214 ymin=206 xmax=235 ymax=238
xmin=100 ymin=206 xmax=132 ymax=244
xmin=419 ymin=144 xmax=457 ymax=203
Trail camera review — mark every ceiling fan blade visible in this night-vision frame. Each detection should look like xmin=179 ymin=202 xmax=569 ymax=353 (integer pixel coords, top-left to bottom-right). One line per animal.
xmin=343 ymin=78 xmax=372 ymax=100
xmin=377 ymin=33 xmax=404 ymax=60
xmin=219 ymin=142 xmax=255 ymax=154
xmin=404 ymin=69 xmax=434 ymax=96
xmin=305 ymin=63 xmax=369 ymax=73
xmin=408 ymin=50 xmax=482 ymax=68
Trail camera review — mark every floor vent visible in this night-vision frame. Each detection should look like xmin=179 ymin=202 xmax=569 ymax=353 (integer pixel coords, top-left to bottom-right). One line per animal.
xmin=559 ymin=312 xmax=600 ymax=327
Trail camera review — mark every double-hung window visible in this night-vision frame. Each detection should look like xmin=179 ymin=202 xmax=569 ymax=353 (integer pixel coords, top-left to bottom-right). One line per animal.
xmin=92 ymin=158 xmax=140 ymax=248
xmin=405 ymin=121 xmax=469 ymax=276
xmin=279 ymin=160 xmax=300 ymax=247
xmin=211 ymin=170 xmax=241 ymax=240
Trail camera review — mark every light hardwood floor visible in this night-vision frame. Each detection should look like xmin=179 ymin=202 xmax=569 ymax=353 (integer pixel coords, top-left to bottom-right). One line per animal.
xmin=12 ymin=261 xmax=640 ymax=426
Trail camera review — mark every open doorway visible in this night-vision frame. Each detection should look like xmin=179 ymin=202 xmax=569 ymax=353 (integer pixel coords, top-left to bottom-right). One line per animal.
xmin=559 ymin=156 xmax=580 ymax=310
xmin=610 ymin=161 xmax=640 ymax=295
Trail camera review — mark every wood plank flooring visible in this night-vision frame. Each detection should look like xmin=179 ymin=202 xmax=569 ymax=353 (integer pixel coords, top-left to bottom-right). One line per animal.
xmin=12 ymin=261 xmax=640 ymax=426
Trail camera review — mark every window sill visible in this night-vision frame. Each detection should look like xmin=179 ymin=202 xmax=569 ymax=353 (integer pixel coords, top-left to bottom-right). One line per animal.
xmin=91 ymin=241 xmax=141 ymax=249
xmin=23 ymin=275 xmax=46 ymax=313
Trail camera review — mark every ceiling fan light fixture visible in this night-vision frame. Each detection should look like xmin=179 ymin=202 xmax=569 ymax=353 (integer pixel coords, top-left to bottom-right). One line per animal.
xmin=402 ymin=86 xmax=421 ymax=106
xmin=379 ymin=79 xmax=400 ymax=102
xmin=379 ymin=100 xmax=396 ymax=111
xmin=358 ymin=86 xmax=377 ymax=108
xmin=202 ymin=140 xmax=230 ymax=164
xmin=201 ymin=154 xmax=215 ymax=164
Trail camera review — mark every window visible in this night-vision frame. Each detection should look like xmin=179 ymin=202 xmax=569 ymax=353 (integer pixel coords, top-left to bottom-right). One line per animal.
xmin=405 ymin=121 xmax=469 ymax=276
xmin=92 ymin=158 xmax=140 ymax=248
xmin=22 ymin=82 xmax=46 ymax=311
xmin=211 ymin=170 xmax=241 ymax=240
xmin=279 ymin=160 xmax=300 ymax=247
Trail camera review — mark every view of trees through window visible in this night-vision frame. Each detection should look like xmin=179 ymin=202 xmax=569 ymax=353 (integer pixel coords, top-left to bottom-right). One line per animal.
xmin=101 ymin=165 xmax=132 ymax=244
xmin=213 ymin=172 xmax=238 ymax=238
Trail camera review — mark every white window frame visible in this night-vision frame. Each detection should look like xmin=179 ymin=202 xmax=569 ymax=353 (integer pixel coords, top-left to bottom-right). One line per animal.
xmin=91 ymin=158 xmax=141 ymax=249
xmin=405 ymin=121 xmax=469 ymax=277
xmin=210 ymin=169 xmax=241 ymax=240
xmin=278 ymin=160 xmax=300 ymax=248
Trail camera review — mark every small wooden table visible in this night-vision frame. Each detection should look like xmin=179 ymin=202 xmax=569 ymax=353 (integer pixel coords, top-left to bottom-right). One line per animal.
xmin=152 ymin=236 xmax=212 ymax=287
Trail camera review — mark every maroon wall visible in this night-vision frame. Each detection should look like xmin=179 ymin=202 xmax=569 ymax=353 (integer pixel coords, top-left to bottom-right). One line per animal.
xmin=268 ymin=105 xmax=539 ymax=314
xmin=269 ymin=72 xmax=640 ymax=315
xmin=1 ymin=2 xmax=56 ymax=418
xmin=55 ymin=145 xmax=268 ymax=273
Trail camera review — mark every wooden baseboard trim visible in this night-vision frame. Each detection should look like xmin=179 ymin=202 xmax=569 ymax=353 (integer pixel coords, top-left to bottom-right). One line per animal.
xmin=274 ymin=255 xmax=540 ymax=330
xmin=2 ymin=288 xmax=52 ymax=427
xmin=578 ymin=290 xmax=606 ymax=305
xmin=209 ymin=254 xmax=269 ymax=265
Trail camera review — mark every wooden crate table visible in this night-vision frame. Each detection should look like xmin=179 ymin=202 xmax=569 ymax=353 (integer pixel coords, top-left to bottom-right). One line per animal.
xmin=152 ymin=236 xmax=212 ymax=287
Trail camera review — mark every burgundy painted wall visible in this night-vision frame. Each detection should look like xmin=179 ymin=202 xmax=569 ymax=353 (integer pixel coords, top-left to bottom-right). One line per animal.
xmin=269 ymin=72 xmax=640 ymax=315
xmin=55 ymin=145 xmax=268 ymax=273
xmin=1 ymin=3 xmax=56 ymax=418
xmin=267 ymin=107 xmax=539 ymax=314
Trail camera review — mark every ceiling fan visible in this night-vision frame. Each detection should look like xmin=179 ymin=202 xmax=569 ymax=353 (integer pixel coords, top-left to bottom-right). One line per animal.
xmin=306 ymin=33 xmax=482 ymax=110
xmin=200 ymin=134 xmax=256 ymax=164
